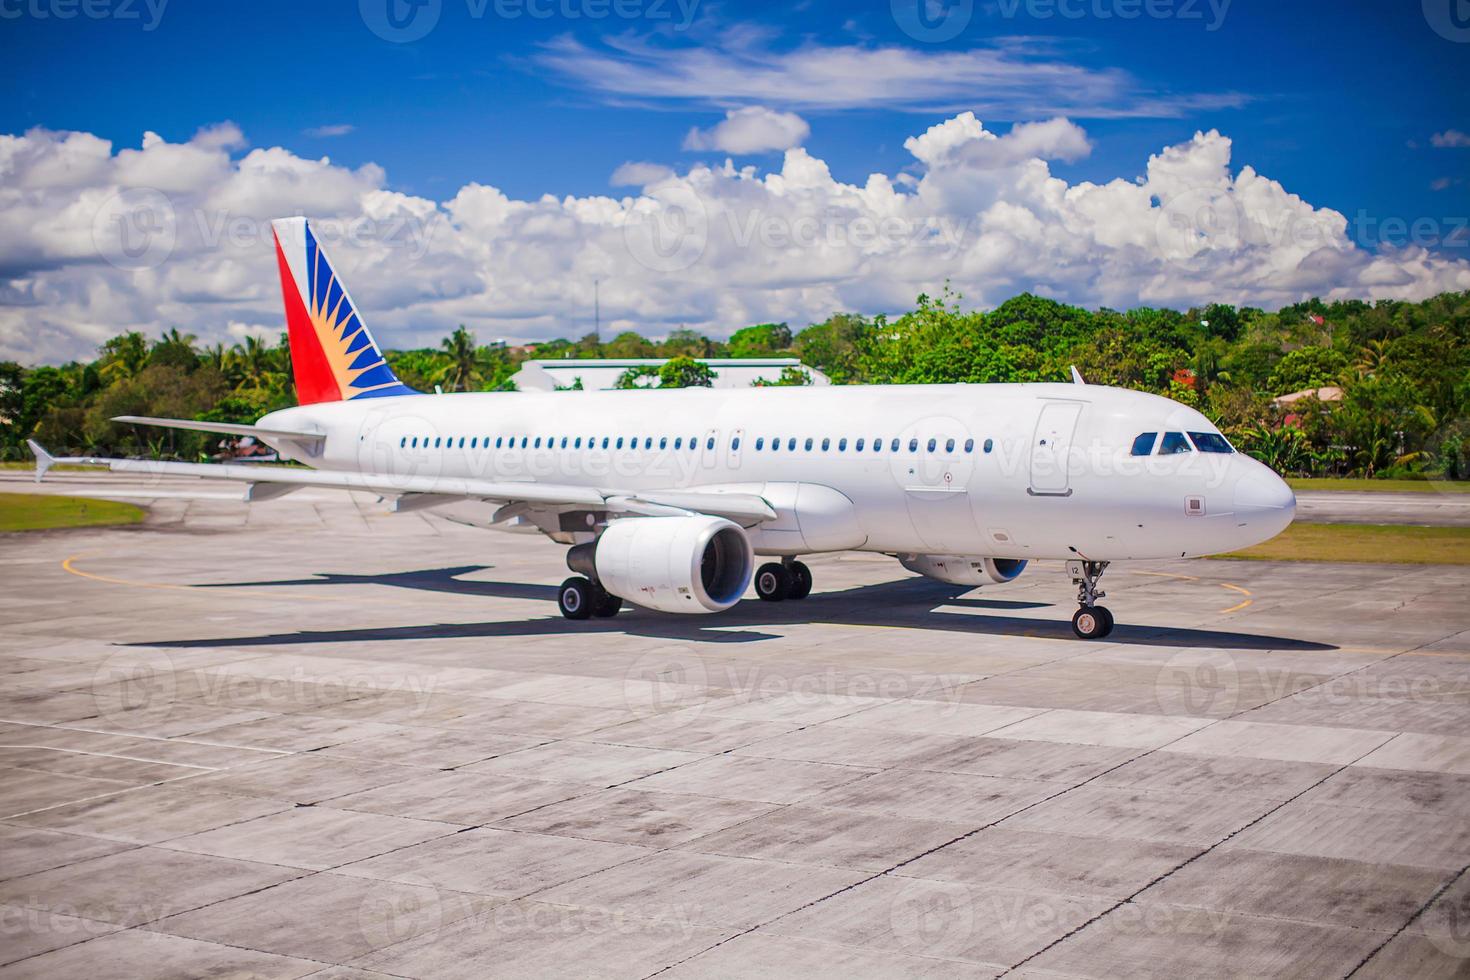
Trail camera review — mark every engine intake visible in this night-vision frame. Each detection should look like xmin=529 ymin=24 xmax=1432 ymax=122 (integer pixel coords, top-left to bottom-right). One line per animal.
xmin=899 ymin=555 xmax=1029 ymax=587
xmin=589 ymin=516 xmax=755 ymax=614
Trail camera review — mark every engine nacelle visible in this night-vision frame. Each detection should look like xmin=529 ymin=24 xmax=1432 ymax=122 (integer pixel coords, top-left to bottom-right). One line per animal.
xmin=592 ymin=516 xmax=755 ymax=614
xmin=899 ymin=555 xmax=1029 ymax=587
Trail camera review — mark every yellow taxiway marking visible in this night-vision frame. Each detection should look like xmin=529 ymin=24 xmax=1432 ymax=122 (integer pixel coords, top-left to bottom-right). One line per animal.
xmin=1129 ymin=568 xmax=1253 ymax=613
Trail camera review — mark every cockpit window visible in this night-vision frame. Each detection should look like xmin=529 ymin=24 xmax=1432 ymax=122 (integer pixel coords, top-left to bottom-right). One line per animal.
xmin=1159 ymin=431 xmax=1193 ymax=455
xmin=1130 ymin=433 xmax=1158 ymax=456
xmin=1189 ymin=431 xmax=1235 ymax=454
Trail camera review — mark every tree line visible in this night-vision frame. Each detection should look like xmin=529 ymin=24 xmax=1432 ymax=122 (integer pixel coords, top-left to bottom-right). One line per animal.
xmin=2 ymin=289 xmax=1466 ymax=479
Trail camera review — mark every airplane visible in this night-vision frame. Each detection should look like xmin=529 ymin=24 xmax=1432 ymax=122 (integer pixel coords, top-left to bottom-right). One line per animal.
xmin=30 ymin=217 xmax=1296 ymax=639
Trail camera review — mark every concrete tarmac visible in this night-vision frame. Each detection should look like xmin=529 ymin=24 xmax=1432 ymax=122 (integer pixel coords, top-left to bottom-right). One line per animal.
xmin=0 ymin=472 xmax=1468 ymax=979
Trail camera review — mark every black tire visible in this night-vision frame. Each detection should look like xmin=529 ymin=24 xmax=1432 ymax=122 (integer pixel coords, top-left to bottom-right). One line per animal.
xmin=592 ymin=590 xmax=623 ymax=618
xmin=755 ymin=562 xmax=791 ymax=602
xmin=786 ymin=561 xmax=813 ymax=600
xmin=559 ymin=577 xmax=595 ymax=620
xmin=1072 ymin=606 xmax=1111 ymax=640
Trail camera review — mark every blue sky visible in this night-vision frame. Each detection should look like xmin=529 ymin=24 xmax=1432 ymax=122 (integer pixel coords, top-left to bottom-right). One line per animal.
xmin=3 ymin=0 xmax=1469 ymax=362
xmin=5 ymin=0 xmax=1466 ymax=246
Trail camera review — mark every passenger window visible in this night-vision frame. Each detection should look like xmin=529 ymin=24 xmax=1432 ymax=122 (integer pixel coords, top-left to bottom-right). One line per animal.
xmin=410 ymin=437 xmax=417 ymax=448
xmin=732 ymin=436 xmax=741 ymax=450
xmin=616 ymin=437 xmax=624 ymax=449
xmin=574 ymin=437 xmax=582 ymax=449
xmin=755 ymin=438 xmax=764 ymax=450
xmin=771 ymin=437 xmax=780 ymax=452
xmin=707 ymin=437 xmax=715 ymax=450
xmin=434 ymin=437 xmax=442 ymax=448
xmin=964 ymin=438 xmax=974 ymax=453
xmin=1131 ymin=432 xmax=1158 ymax=457
xmin=458 ymin=437 xmax=465 ymax=448
xmin=521 ymin=437 xmax=528 ymax=448
xmin=946 ymin=438 xmax=955 ymax=453
xmin=1189 ymin=432 xmax=1235 ymax=454
xmin=1159 ymin=432 xmax=1193 ymax=455
xmin=927 ymin=438 xmax=936 ymax=453
xmin=909 ymin=439 xmax=919 ymax=453
xmin=821 ymin=438 xmax=830 ymax=451
xmin=788 ymin=438 xmax=797 ymax=451
xmin=839 ymin=438 xmax=847 ymax=452
xmin=891 ymin=438 xmax=900 ymax=452
xmin=984 ymin=438 xmax=993 ymax=454
xmin=601 ymin=437 xmax=609 ymax=449
xmin=659 ymin=437 xmax=667 ymax=450
xmin=804 ymin=438 xmax=814 ymax=451
xmin=674 ymin=437 xmax=682 ymax=450
xmin=856 ymin=438 xmax=865 ymax=451
xmin=645 ymin=437 xmax=653 ymax=449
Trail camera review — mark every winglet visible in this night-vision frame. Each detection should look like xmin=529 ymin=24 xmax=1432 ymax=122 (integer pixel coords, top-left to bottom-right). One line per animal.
xmin=1070 ymin=365 xmax=1086 ymax=386
xmin=27 ymin=440 xmax=55 ymax=483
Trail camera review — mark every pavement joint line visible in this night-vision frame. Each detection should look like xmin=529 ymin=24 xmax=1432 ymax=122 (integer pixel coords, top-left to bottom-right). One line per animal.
xmin=0 ymin=773 xmax=206 ymax=822
xmin=1345 ymin=860 xmax=1470 ymax=977
xmin=0 ymin=744 xmax=217 ymax=771
xmin=0 ymin=720 xmax=292 ymax=755
xmin=996 ymin=736 xmax=1422 ymax=979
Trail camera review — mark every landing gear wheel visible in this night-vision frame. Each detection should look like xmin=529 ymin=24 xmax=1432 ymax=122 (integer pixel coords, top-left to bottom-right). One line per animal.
xmin=1072 ymin=606 xmax=1114 ymax=640
xmin=786 ymin=561 xmax=812 ymax=600
xmin=592 ymin=590 xmax=623 ymax=618
xmin=755 ymin=563 xmax=792 ymax=602
xmin=558 ymin=577 xmax=595 ymax=620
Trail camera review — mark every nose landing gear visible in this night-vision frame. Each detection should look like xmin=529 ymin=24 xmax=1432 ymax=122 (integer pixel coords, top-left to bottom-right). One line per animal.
xmin=1068 ymin=560 xmax=1114 ymax=639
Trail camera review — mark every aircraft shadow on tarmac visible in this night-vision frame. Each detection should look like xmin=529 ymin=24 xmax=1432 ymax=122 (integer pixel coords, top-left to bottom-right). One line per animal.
xmin=144 ymin=566 xmax=1337 ymax=652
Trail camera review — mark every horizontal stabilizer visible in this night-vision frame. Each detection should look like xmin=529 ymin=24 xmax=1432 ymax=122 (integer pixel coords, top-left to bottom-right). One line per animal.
xmin=111 ymin=416 xmax=325 ymax=443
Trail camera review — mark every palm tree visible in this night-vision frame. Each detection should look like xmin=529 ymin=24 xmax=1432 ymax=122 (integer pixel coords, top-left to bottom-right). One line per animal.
xmin=434 ymin=326 xmax=483 ymax=392
xmin=98 ymin=332 xmax=149 ymax=385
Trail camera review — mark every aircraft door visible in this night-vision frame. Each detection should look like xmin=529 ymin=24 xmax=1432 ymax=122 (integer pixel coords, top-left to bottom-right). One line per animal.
xmin=1029 ymin=401 xmax=1084 ymax=496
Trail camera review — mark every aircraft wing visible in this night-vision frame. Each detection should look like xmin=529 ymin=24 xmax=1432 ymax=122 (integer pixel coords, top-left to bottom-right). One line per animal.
xmin=111 ymin=416 xmax=326 ymax=444
xmin=26 ymin=441 xmax=776 ymax=524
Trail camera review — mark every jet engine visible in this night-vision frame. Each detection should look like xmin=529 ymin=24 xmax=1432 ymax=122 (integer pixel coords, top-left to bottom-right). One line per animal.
xmin=899 ymin=555 xmax=1029 ymax=587
xmin=585 ymin=516 xmax=755 ymax=614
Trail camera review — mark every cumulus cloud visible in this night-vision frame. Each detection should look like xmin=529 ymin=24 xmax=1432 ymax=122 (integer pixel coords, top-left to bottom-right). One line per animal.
xmin=304 ymin=124 xmax=355 ymax=138
xmin=1431 ymin=130 xmax=1470 ymax=148
xmin=684 ymin=107 xmax=810 ymax=155
xmin=535 ymin=34 xmax=1245 ymax=118
xmin=610 ymin=161 xmax=675 ymax=186
xmin=2 ymin=117 xmax=1468 ymax=365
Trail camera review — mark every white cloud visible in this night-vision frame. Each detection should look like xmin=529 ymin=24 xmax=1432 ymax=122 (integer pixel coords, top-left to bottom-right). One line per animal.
xmin=1431 ymin=130 xmax=1470 ymax=148
xmin=684 ymin=107 xmax=810 ymax=154
xmin=2 ymin=117 xmax=1468 ymax=365
xmin=304 ymin=124 xmax=355 ymax=138
xmin=535 ymin=34 xmax=1245 ymax=118
xmin=610 ymin=161 xmax=675 ymax=186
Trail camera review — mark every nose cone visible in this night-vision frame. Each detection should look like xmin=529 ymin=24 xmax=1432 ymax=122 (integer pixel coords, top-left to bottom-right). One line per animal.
xmin=1233 ymin=463 xmax=1296 ymax=543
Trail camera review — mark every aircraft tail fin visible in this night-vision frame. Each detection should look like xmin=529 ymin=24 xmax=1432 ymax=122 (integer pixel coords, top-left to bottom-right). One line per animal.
xmin=270 ymin=217 xmax=418 ymax=405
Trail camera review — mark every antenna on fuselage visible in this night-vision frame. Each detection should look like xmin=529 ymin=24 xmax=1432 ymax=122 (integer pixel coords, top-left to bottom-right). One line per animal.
xmin=1070 ymin=365 xmax=1086 ymax=386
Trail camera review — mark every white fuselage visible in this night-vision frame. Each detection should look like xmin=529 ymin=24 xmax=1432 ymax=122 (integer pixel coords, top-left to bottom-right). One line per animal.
xmin=258 ymin=382 xmax=1296 ymax=561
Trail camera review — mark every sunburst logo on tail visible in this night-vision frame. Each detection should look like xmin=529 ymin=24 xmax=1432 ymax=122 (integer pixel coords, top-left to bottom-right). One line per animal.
xmin=272 ymin=217 xmax=418 ymax=405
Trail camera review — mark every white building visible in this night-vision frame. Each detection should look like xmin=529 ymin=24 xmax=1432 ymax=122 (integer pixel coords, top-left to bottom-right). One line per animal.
xmin=511 ymin=358 xmax=830 ymax=392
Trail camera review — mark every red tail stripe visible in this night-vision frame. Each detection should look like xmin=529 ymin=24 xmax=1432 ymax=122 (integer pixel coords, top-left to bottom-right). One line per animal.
xmin=274 ymin=230 xmax=341 ymax=405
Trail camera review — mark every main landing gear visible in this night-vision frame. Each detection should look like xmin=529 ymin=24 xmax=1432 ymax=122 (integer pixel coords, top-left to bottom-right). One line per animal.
xmin=558 ymin=576 xmax=623 ymax=621
xmin=1068 ymin=560 xmax=1114 ymax=639
xmin=755 ymin=559 xmax=813 ymax=602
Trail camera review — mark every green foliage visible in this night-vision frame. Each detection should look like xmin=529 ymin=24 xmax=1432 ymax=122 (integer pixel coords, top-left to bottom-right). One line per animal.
xmin=2 ymin=291 xmax=1466 ymax=479
xmin=1266 ymin=346 xmax=1349 ymax=394
xmin=752 ymin=366 xmax=813 ymax=387
xmin=727 ymin=323 xmax=792 ymax=357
